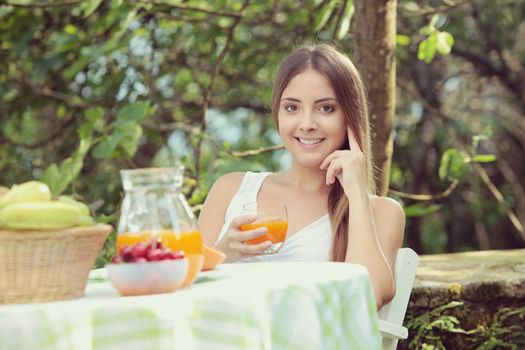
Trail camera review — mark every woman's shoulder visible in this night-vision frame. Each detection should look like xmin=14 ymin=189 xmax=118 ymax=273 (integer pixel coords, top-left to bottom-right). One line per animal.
xmin=210 ymin=172 xmax=246 ymax=196
xmin=370 ymin=195 xmax=405 ymax=221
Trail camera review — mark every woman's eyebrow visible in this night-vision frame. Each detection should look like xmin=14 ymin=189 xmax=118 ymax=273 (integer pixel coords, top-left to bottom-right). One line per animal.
xmin=281 ymin=97 xmax=337 ymax=103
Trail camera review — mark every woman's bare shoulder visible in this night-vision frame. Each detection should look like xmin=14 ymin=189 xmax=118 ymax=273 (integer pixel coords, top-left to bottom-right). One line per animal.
xmin=370 ymin=195 xmax=404 ymax=214
xmin=370 ymin=195 xmax=405 ymax=240
xmin=198 ymin=172 xmax=246 ymax=245
xmin=211 ymin=172 xmax=245 ymax=196
xmin=370 ymin=195 xmax=405 ymax=228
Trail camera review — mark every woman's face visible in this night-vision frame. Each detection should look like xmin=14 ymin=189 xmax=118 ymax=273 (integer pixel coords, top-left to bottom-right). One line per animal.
xmin=277 ymin=69 xmax=348 ymax=168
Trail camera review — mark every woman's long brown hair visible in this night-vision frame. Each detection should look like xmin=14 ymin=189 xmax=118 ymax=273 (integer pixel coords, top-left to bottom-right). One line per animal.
xmin=271 ymin=43 xmax=375 ymax=262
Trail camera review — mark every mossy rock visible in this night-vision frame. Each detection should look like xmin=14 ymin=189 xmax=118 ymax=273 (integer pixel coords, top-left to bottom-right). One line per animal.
xmin=399 ymin=249 xmax=525 ymax=350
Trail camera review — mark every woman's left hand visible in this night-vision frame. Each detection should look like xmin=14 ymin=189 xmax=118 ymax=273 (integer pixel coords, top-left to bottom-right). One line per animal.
xmin=319 ymin=127 xmax=368 ymax=196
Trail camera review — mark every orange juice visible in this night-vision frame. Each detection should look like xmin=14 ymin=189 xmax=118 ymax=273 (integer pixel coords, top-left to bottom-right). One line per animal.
xmin=159 ymin=230 xmax=204 ymax=287
xmin=116 ymin=232 xmax=153 ymax=253
xmin=159 ymin=229 xmax=203 ymax=254
xmin=240 ymin=221 xmax=288 ymax=245
xmin=117 ymin=230 xmax=204 ymax=254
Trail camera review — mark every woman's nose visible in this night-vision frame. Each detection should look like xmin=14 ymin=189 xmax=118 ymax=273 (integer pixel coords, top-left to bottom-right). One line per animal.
xmin=299 ymin=112 xmax=317 ymax=131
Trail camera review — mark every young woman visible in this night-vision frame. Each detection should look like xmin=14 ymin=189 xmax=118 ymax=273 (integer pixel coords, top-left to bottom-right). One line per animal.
xmin=198 ymin=43 xmax=405 ymax=309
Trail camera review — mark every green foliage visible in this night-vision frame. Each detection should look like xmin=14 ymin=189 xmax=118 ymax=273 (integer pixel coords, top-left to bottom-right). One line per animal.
xmin=405 ymin=203 xmax=442 ymax=218
xmin=438 ymin=130 xmax=496 ymax=183
xmin=336 ymin=0 xmax=354 ymax=40
xmin=407 ymin=301 xmax=469 ymax=349
xmin=314 ymin=0 xmax=337 ymax=31
xmin=41 ymin=138 xmax=92 ymax=196
xmin=439 ymin=149 xmax=470 ymax=182
xmin=397 ymin=34 xmax=411 ymax=46
xmin=407 ymin=303 xmax=525 ymax=349
xmin=417 ymin=15 xmax=455 ymax=63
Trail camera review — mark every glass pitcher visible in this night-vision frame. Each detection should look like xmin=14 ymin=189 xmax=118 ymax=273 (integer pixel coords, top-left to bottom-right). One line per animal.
xmin=117 ymin=167 xmax=203 ymax=286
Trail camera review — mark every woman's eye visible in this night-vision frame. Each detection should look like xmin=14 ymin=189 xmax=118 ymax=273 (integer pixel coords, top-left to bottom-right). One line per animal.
xmin=284 ymin=104 xmax=298 ymax=112
xmin=320 ymin=105 xmax=335 ymax=113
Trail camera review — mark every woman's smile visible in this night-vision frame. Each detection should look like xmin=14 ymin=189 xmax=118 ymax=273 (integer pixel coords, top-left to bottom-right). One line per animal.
xmin=294 ymin=137 xmax=326 ymax=149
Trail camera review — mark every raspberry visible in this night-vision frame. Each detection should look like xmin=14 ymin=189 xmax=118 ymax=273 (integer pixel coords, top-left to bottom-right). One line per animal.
xmin=121 ymin=245 xmax=133 ymax=262
xmin=146 ymin=249 xmax=162 ymax=261
xmin=131 ymin=243 xmax=147 ymax=259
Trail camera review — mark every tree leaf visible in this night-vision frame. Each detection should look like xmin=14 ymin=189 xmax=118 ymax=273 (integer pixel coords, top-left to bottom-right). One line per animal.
xmin=314 ymin=0 xmax=336 ymax=32
xmin=40 ymin=163 xmax=61 ymax=196
xmin=418 ymin=34 xmax=438 ymax=63
xmin=439 ymin=148 xmax=470 ymax=181
xmin=336 ymin=0 xmax=354 ymax=40
xmin=40 ymin=138 xmax=92 ymax=195
xmin=396 ymin=34 xmax=411 ymax=46
xmin=471 ymin=154 xmax=496 ymax=163
xmin=92 ymin=133 xmax=124 ymax=159
xmin=114 ymin=101 xmax=151 ymax=126
xmin=436 ymin=31 xmax=454 ymax=55
xmin=62 ymin=54 xmax=90 ymax=80
xmin=78 ymin=107 xmax=104 ymax=139
xmin=81 ymin=0 xmax=104 ymax=17
xmin=117 ymin=124 xmax=143 ymax=157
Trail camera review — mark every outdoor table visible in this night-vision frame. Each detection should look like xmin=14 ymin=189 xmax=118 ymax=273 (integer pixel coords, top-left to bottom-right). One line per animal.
xmin=0 ymin=262 xmax=381 ymax=350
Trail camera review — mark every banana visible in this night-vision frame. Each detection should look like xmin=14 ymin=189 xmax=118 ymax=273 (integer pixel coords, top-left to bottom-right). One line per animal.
xmin=78 ymin=215 xmax=96 ymax=227
xmin=58 ymin=195 xmax=90 ymax=216
xmin=0 ymin=201 xmax=81 ymax=230
xmin=0 ymin=181 xmax=52 ymax=209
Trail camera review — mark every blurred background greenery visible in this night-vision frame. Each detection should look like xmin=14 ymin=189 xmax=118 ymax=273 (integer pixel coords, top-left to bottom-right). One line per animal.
xmin=1 ymin=0 xmax=524 ymax=266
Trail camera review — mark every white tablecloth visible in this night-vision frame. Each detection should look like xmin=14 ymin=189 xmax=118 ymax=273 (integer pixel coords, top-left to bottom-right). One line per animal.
xmin=0 ymin=262 xmax=381 ymax=350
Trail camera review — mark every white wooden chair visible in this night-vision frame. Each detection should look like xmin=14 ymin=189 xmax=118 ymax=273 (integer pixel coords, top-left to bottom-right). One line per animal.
xmin=378 ymin=248 xmax=419 ymax=350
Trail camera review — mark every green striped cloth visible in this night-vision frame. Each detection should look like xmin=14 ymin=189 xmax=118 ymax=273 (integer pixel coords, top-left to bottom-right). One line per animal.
xmin=0 ymin=262 xmax=381 ymax=350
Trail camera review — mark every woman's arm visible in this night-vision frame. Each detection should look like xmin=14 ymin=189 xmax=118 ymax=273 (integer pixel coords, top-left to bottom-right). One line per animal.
xmin=197 ymin=172 xmax=245 ymax=246
xmin=320 ymin=128 xmax=405 ymax=309
xmin=345 ymin=193 xmax=405 ymax=309
xmin=197 ymin=172 xmax=273 ymax=261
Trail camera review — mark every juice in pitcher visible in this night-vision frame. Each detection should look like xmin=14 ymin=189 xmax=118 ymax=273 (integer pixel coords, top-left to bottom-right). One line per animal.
xmin=116 ymin=232 xmax=153 ymax=253
xmin=117 ymin=167 xmax=203 ymax=287
xmin=160 ymin=229 xmax=203 ymax=287
xmin=159 ymin=229 xmax=203 ymax=254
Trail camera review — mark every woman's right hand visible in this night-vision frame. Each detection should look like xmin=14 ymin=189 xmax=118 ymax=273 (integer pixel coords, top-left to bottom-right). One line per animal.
xmin=214 ymin=215 xmax=271 ymax=263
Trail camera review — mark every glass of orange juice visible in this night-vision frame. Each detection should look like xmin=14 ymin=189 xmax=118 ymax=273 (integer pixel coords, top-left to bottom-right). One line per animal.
xmin=239 ymin=201 xmax=288 ymax=254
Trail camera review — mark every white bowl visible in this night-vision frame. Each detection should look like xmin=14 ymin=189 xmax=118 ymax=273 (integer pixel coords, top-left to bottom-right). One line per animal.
xmin=106 ymin=258 xmax=188 ymax=296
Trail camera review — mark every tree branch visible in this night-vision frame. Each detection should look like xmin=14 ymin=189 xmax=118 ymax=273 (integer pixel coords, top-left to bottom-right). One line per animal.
xmin=398 ymin=0 xmax=472 ymax=17
xmin=4 ymin=0 xmax=81 ymax=8
xmin=230 ymin=144 xmax=284 ymax=158
xmin=193 ymin=0 xmax=250 ymax=180
xmin=138 ymin=0 xmax=242 ymax=18
xmin=389 ymin=180 xmax=459 ymax=201
xmin=13 ymin=76 xmax=98 ymax=109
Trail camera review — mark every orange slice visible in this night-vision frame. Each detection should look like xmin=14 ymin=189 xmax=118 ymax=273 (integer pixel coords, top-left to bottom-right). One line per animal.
xmin=202 ymin=245 xmax=226 ymax=271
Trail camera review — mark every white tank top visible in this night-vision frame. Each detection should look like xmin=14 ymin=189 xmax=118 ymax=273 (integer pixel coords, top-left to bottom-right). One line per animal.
xmin=216 ymin=172 xmax=332 ymax=262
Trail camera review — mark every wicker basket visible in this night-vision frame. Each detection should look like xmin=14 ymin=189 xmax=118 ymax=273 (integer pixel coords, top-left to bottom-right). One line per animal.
xmin=0 ymin=224 xmax=112 ymax=304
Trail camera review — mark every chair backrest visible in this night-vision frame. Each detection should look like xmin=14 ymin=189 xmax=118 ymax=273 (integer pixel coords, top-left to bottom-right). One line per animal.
xmin=378 ymin=248 xmax=419 ymax=325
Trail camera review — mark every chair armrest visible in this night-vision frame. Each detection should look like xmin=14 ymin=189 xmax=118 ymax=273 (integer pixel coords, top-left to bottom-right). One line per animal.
xmin=378 ymin=320 xmax=408 ymax=340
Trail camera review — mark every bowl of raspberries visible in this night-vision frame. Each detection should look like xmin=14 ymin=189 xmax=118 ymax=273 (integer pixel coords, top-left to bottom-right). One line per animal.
xmin=106 ymin=241 xmax=188 ymax=296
